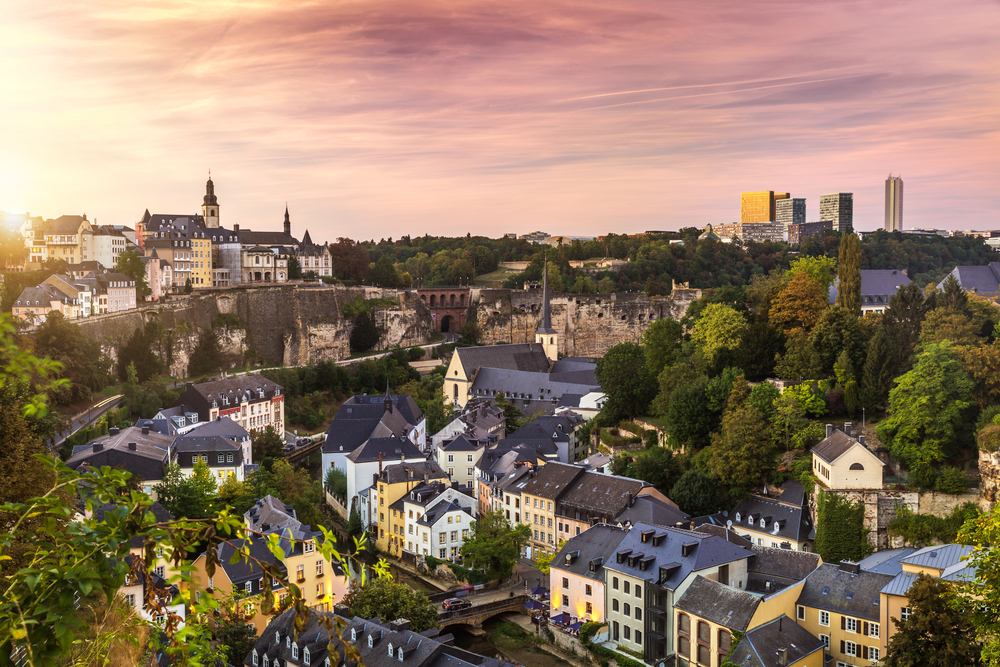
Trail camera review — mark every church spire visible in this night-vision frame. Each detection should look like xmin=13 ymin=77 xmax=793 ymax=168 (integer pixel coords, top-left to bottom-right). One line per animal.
xmin=283 ymin=204 xmax=290 ymax=237
xmin=536 ymin=257 xmax=555 ymax=335
xmin=202 ymin=172 xmax=220 ymax=228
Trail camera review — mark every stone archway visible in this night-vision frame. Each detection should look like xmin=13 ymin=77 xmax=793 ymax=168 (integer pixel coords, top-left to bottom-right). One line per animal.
xmin=441 ymin=315 xmax=456 ymax=333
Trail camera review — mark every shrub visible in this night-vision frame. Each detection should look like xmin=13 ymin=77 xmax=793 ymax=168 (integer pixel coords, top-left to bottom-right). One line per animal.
xmin=910 ymin=462 xmax=938 ymax=491
xmin=978 ymin=423 xmax=1000 ymax=453
xmin=211 ymin=313 xmax=245 ymax=329
xmin=888 ymin=503 xmax=980 ymax=546
xmin=936 ymin=466 xmax=970 ymax=494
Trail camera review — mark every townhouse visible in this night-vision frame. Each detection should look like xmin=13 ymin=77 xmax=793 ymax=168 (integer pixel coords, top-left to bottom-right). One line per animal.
xmin=407 ymin=486 xmax=477 ymax=561
xmin=436 ymin=434 xmax=490 ymax=489
xmin=174 ymin=434 xmax=246 ymax=482
xmin=549 ymin=524 xmax=629 ymax=623
xmin=429 ymin=397 xmax=505 ymax=454
xmin=11 ymin=284 xmax=80 ymax=322
xmin=795 ymin=562 xmax=893 ymax=665
xmin=345 ymin=436 xmax=428 ymax=531
xmin=728 ymin=616 xmax=825 ymax=667
xmin=42 ymin=214 xmax=92 ymax=264
xmin=66 ymin=426 xmax=174 ymax=497
xmin=696 ymin=480 xmax=815 ymax=552
xmin=518 ymin=463 xmax=583 ymax=559
xmin=475 ymin=444 xmax=540 ymax=519
xmin=178 ymin=374 xmax=285 ymax=435
xmin=373 ymin=460 xmax=449 ymax=555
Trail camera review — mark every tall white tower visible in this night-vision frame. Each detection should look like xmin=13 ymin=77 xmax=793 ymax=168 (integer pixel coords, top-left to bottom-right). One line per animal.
xmin=885 ymin=175 xmax=903 ymax=232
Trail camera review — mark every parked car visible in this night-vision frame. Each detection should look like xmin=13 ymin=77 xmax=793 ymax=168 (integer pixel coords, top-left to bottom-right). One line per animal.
xmin=297 ymin=438 xmax=311 ymax=446
xmin=441 ymin=598 xmax=471 ymax=611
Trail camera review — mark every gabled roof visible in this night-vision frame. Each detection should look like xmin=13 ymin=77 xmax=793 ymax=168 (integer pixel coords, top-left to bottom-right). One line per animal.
xmin=558 ymin=471 xmax=654 ymax=518
xmin=796 ymin=563 xmax=894 ymax=621
xmin=549 ymin=524 xmax=629 ymax=582
xmin=900 ymin=543 xmax=974 ymax=571
xmin=615 ymin=495 xmax=690 ymax=530
xmin=829 ymin=269 xmax=912 ymax=303
xmin=417 ymin=499 xmax=473 ymax=527
xmin=517 ymin=462 xmax=584 ymax=500
xmin=440 ymin=435 xmax=481 ymax=452
xmin=381 ymin=460 xmax=448 ymax=485
xmin=726 ymin=494 xmax=814 ymax=545
xmin=858 ymin=547 xmax=917 ymax=575
xmin=939 ymin=262 xmax=1000 ymax=297
xmin=674 ymin=575 xmax=760 ymax=631
xmin=45 ymin=215 xmax=89 ymax=234
xmin=728 ymin=615 xmax=824 ymax=667
xmin=812 ymin=429 xmax=882 ymax=465
xmin=245 ymin=495 xmax=298 ymax=532
xmin=347 ymin=436 xmax=424 ymax=465
xmin=454 ymin=344 xmax=551 ymax=376
xmin=186 ymin=416 xmax=250 ymax=441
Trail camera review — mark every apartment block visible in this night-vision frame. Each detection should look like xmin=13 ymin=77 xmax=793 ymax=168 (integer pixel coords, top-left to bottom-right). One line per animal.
xmin=776 ymin=198 xmax=806 ymax=225
xmin=819 ymin=193 xmax=854 ymax=234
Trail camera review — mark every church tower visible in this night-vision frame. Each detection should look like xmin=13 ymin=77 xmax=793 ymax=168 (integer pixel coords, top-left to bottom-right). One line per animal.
xmin=283 ymin=205 xmax=291 ymax=237
xmin=202 ymin=173 xmax=219 ymax=228
xmin=535 ymin=260 xmax=558 ymax=363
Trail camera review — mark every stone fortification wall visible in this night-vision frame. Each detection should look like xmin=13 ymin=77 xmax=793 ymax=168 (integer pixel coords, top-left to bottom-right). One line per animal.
xmin=979 ymin=450 xmax=1000 ymax=504
xmin=471 ymin=287 xmax=700 ymax=358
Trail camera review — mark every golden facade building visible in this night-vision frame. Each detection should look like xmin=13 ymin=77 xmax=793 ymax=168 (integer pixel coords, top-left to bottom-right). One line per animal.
xmin=741 ymin=191 xmax=775 ymax=224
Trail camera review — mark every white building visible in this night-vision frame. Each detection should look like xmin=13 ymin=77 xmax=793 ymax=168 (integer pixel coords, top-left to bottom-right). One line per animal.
xmin=402 ymin=485 xmax=477 ymax=561
xmin=344 ymin=436 xmax=426 ymax=525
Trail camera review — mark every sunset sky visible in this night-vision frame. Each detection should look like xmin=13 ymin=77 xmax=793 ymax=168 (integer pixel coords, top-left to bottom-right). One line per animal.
xmin=2 ymin=0 xmax=998 ymax=240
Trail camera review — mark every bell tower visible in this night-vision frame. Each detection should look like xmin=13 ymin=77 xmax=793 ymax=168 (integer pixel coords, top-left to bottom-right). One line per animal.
xmin=202 ymin=172 xmax=220 ymax=228
xmin=534 ymin=259 xmax=558 ymax=363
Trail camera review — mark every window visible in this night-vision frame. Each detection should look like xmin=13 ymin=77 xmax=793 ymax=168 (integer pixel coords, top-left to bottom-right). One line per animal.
xmin=245 ymin=581 xmax=252 ymax=593
xmin=468 ymin=467 xmax=474 ymax=475
xmin=207 ymin=577 xmax=214 ymax=589
xmin=612 ymin=599 xmax=619 ymax=612
xmin=586 ymin=601 xmax=593 ymax=615
xmin=439 ymin=534 xmax=446 ymax=543
xmin=292 ymin=643 xmax=299 ymax=659
xmin=635 ymin=608 xmax=642 ymax=621
xmin=624 ymin=603 xmax=631 ymax=616
xmin=624 ymin=581 xmax=630 ymax=594
xmin=869 ymin=623 xmax=880 ymax=638
xmin=585 ymin=584 xmax=592 ymax=596
xmin=635 ymin=630 xmax=642 ymax=645
xmin=900 ymin=607 xmax=911 ymax=621
xmin=562 ymin=594 xmax=569 ymax=607
xmin=678 ymin=636 xmax=689 ymax=658
xmin=797 ymin=605 xmax=805 ymax=620
xmin=623 ymin=625 xmax=630 ymax=641
xmin=304 ymin=542 xmax=315 ymax=553
xmin=820 ymin=634 xmax=829 ymax=648
xmin=845 ymin=617 xmax=858 ymax=633
xmin=227 ymin=453 xmax=233 ymax=463
xmin=820 ymin=610 xmax=830 ymax=626
xmin=613 ymin=576 xmax=619 ymax=590
xmin=218 ymin=454 xmax=224 ymax=463
xmin=697 ymin=645 xmax=710 ymax=665
xmin=635 ymin=587 xmax=641 ymax=599
xmin=870 ymin=647 xmax=880 ymax=661
xmin=448 ymin=454 xmax=454 ymax=462
xmin=253 ymin=649 xmax=259 ymax=666
xmin=468 ymin=454 xmax=473 ymax=462
xmin=718 ymin=629 xmax=732 ymax=654
xmin=316 ymin=560 xmax=324 ymax=576
xmin=845 ymin=641 xmax=857 ymax=657
xmin=698 ymin=621 xmax=710 ymax=643
xmin=296 ymin=564 xmax=305 ymax=581
xmin=563 ymin=577 xmax=570 ymax=589
xmin=317 ymin=582 xmax=325 ymax=596
xmin=124 ymin=594 xmax=136 ymax=608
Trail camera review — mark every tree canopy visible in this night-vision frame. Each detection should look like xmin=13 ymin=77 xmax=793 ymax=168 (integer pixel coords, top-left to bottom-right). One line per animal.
xmin=459 ymin=509 xmax=530 ymax=580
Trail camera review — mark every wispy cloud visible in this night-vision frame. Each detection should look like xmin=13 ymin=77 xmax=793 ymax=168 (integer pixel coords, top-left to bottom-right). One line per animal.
xmin=0 ymin=0 xmax=998 ymax=237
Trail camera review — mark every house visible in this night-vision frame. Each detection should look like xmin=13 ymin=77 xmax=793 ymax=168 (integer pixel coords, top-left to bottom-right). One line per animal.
xmin=828 ymin=269 xmax=911 ymax=314
xmin=795 ymin=561 xmax=894 ymax=665
xmin=186 ymin=416 xmax=253 ymax=468
xmin=11 ymin=284 xmax=80 ymax=322
xmin=428 ymin=397 xmax=505 ymax=453
xmin=475 ymin=444 xmax=541 ymax=519
xmin=555 ymin=390 xmax=607 ymax=420
xmin=812 ymin=425 xmax=885 ymax=490
xmin=93 ymin=501 xmax=180 ymax=584
xmin=549 ymin=524 xmax=629 ymax=623
xmin=697 ymin=481 xmax=815 ymax=551
xmin=674 ymin=576 xmax=764 ymax=667
xmin=518 ymin=462 xmax=586 ymax=559
xmin=556 ymin=470 xmax=676 ymax=541
xmin=408 ymin=487 xmax=477 ymax=561
xmin=67 ymin=426 xmax=174 ymax=497
xmin=42 ymin=214 xmax=92 ymax=264
xmin=118 ymin=554 xmax=185 ymax=624
xmin=192 ymin=495 xmax=343 ymax=633
xmin=42 ymin=274 xmax=94 ymax=317
xmin=508 ymin=411 xmax=586 ymax=463
xmin=603 ymin=523 xmax=754 ymax=664
xmin=321 ymin=390 xmax=426 ymax=474
xmin=346 ymin=436 xmax=428 ymax=532
xmin=178 ymin=374 xmax=285 ymax=435
xmin=173 ymin=435 xmax=246 ymax=482
xmin=938 ymin=261 xmax=1000 ymax=298
xmin=143 ymin=231 xmax=194 ymax=288
xmin=80 ymin=226 xmax=130 ymax=269
xmin=242 ymin=607 xmax=517 ymax=667
xmin=727 ymin=615 xmax=825 ymax=667
xmin=295 ymin=229 xmax=333 ymax=278
xmin=374 ymin=460 xmax=450 ymax=555
xmin=435 ymin=435 xmax=490 ymax=489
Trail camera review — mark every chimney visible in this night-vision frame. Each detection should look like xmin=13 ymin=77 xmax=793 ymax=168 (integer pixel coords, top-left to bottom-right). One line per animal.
xmin=825 ymin=424 xmax=833 ymax=438
xmin=777 ymin=647 xmax=788 ymax=666
xmin=234 ymin=224 xmax=240 ymax=233
xmin=262 ymin=523 xmax=270 ymax=531
xmin=859 ymin=433 xmax=867 ymax=447
xmin=128 ymin=442 xmax=137 ymax=451
xmin=109 ymin=427 xmax=120 ymax=436
xmin=93 ymin=443 xmax=104 ymax=452
xmin=844 ymin=422 xmax=853 ymax=435
xmin=334 ymin=603 xmax=349 ymax=617
xmin=141 ymin=426 xmax=150 ymax=435
xmin=839 ymin=560 xmax=861 ymax=575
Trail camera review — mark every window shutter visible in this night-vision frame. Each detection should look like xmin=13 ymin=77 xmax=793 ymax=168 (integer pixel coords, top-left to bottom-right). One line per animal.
xmin=863 ymin=622 xmax=869 ymax=635
xmin=863 ymin=646 xmax=869 ymax=660
xmin=840 ymin=640 xmax=846 ymax=654
xmin=841 ymin=616 xmax=846 ymax=630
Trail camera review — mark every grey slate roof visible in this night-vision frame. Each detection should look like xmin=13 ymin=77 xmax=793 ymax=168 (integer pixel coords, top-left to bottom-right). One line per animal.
xmin=558 ymin=471 xmax=654 ymax=518
xmin=812 ymin=429 xmax=868 ymax=464
xmin=517 ymin=462 xmax=584 ymax=500
xmin=440 ymin=435 xmax=480 ymax=452
xmin=746 ymin=546 xmax=821 ymax=594
xmin=940 ymin=262 xmax=1000 ymax=297
xmin=67 ymin=427 xmax=173 ymax=482
xmin=728 ymin=615 xmax=824 ymax=667
xmin=238 ymin=229 xmax=299 ymax=246
xmin=455 ymin=344 xmax=551 ymax=376
xmin=323 ymin=394 xmax=423 ymax=454
xmin=347 ymin=436 xmax=424 ymax=464
xmin=674 ymin=575 xmax=760 ymax=631
xmin=179 ymin=374 xmax=282 ymax=421
xmin=173 ymin=435 xmax=240 ymax=453
xmin=796 ymin=563 xmax=894 ymax=621
xmin=186 ymin=416 xmax=250 ymax=441
xmin=604 ymin=522 xmax=753 ymax=591
xmin=726 ymin=493 xmax=814 ymax=546
xmin=550 ymin=523 xmax=629 ymax=581
xmin=245 ymin=495 xmax=298 ymax=533
xmin=829 ymin=269 xmax=912 ymax=304
xmin=45 ymin=214 xmax=89 ymax=234
xmin=417 ymin=499 xmax=473 ymax=527
xmin=381 ymin=460 xmax=448 ymax=484
xmin=858 ymin=547 xmax=917 ymax=575
xmin=469 ymin=367 xmax=598 ymax=403
xmin=615 ymin=494 xmax=690 ymax=530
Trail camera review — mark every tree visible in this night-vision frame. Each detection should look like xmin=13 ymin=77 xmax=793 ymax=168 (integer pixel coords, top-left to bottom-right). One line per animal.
xmin=537 ymin=540 xmax=566 ymax=575
xmin=734 ymin=320 xmax=785 ymax=381
xmin=325 ymin=467 xmax=348 ymax=497
xmin=882 ymin=574 xmax=979 ymax=667
xmin=669 ymin=471 xmax=720 ymax=517
xmin=918 ymin=306 xmax=980 ymax=349
xmin=708 ymin=406 xmax=776 ymax=502
xmin=877 ymin=342 xmax=975 ymax=469
xmin=642 ymin=318 xmax=683 ymax=378
xmin=216 ymin=599 xmax=260 ymax=666
xmin=287 ymin=255 xmax=302 ymax=280
xmin=747 ymin=382 xmax=780 ymax=420
xmin=187 ymin=329 xmax=223 ymax=377
xmin=114 ymin=248 xmax=151 ymax=300
xmin=882 ymin=282 xmax=929 ymax=374
xmin=691 ymin=303 xmax=747 ymax=363
xmin=790 ymin=255 xmax=837 ymax=295
xmin=342 ymin=577 xmax=438 ymax=632
xmin=117 ymin=321 xmax=165 ymax=382
xmin=184 ymin=277 xmax=193 ymax=293
xmin=836 ymin=234 xmax=862 ymax=316
xmin=252 ymin=425 xmax=286 ymax=463
xmin=666 ymin=378 xmax=716 ymax=449
xmin=957 ymin=504 xmax=1000 ymax=663
xmin=329 ymin=238 xmax=370 ymax=282
xmin=595 ymin=342 xmax=657 ymax=422
xmin=860 ymin=326 xmax=894 ymax=410
xmin=350 ymin=312 xmax=380 ymax=352
xmin=153 ymin=461 xmax=218 ymax=520
xmin=769 ymin=271 xmax=828 ymax=334
xmin=774 ymin=331 xmax=823 ymax=381
xmin=630 ymin=447 xmax=683 ymax=496
xmin=33 ymin=311 xmax=113 ymax=402
xmin=809 ymin=305 xmax=866 ymax=376
xmin=370 ymin=253 xmax=401 ymax=287
xmin=961 ymin=342 xmax=1000 ymax=409
xmin=814 ymin=489 xmax=871 ymax=563
xmin=459 ymin=509 xmax=530 ymax=580
xmin=650 ymin=361 xmax=702 ymax=417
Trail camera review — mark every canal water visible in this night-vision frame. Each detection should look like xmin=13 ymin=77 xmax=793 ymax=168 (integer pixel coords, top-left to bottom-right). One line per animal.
xmin=449 ymin=619 xmax=574 ymax=667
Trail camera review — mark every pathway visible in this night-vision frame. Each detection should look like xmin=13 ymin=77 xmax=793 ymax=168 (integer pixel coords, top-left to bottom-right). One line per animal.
xmin=52 ymin=394 xmax=125 ymax=448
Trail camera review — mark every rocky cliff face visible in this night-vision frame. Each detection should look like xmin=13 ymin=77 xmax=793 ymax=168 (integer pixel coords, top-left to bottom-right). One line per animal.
xmin=980 ymin=449 xmax=1000 ymax=505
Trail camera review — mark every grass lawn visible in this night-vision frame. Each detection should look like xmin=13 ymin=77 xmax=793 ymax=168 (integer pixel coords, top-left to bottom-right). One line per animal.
xmin=474 ymin=267 xmax=516 ymax=286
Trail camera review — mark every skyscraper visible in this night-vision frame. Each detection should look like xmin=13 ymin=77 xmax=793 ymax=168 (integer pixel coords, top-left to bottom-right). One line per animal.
xmin=885 ymin=175 xmax=903 ymax=232
xmin=742 ymin=191 xmax=776 ymax=223
xmin=776 ymin=198 xmax=806 ymax=225
xmin=820 ymin=193 xmax=854 ymax=234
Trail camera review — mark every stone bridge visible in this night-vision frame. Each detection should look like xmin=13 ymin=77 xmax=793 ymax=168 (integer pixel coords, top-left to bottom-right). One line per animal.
xmin=437 ymin=594 xmax=528 ymax=629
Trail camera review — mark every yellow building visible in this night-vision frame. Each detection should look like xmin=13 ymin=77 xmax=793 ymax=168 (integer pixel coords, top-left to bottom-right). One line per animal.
xmin=190 ymin=236 xmax=213 ymax=288
xmin=795 ymin=562 xmax=892 ymax=665
xmin=812 ymin=427 xmax=885 ymax=490
xmin=374 ymin=460 xmax=449 ymax=555
xmin=729 ymin=615 xmax=825 ymax=667
xmin=741 ymin=191 xmax=789 ymax=224
xmin=43 ymin=214 xmax=92 ymax=264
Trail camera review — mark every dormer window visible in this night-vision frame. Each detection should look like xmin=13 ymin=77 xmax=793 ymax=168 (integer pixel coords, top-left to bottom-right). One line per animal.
xmin=304 ymin=648 xmax=311 ymax=666
xmin=287 ymin=636 xmax=291 ymax=648
xmin=398 ymin=648 xmax=404 ymax=661
xmin=735 ymin=513 xmax=741 ymax=522
xmin=252 ymin=649 xmax=259 ymax=666
xmin=368 ymin=635 xmax=373 ymax=648
xmin=388 ymin=642 xmax=394 ymax=656
xmin=292 ymin=642 xmax=299 ymax=660
xmin=263 ymin=657 xmax=269 ymax=667
xmin=351 ymin=628 xmax=357 ymax=641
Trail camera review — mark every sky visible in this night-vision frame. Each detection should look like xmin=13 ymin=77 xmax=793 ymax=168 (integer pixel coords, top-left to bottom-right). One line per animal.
xmin=1 ymin=0 xmax=998 ymax=240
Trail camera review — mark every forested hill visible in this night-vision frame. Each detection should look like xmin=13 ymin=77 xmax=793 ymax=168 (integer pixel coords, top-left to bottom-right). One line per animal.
xmin=359 ymin=229 xmax=995 ymax=296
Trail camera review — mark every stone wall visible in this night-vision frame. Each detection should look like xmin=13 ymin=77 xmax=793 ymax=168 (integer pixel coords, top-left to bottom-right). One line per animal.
xmin=472 ymin=287 xmax=700 ymax=358
xmin=979 ymin=449 xmax=1000 ymax=505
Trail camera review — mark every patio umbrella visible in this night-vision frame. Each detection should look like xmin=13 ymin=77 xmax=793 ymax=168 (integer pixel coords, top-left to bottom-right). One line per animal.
xmin=531 ymin=586 xmax=549 ymax=597
xmin=568 ymin=621 xmax=583 ymax=631
xmin=550 ymin=612 xmax=572 ymax=625
xmin=522 ymin=600 xmax=544 ymax=611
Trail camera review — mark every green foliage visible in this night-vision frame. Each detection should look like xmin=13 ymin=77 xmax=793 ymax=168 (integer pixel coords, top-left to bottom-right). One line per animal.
xmin=747 ymin=382 xmax=780 ymax=419
xmin=936 ymin=466 xmax=971 ymax=494
xmin=708 ymin=405 xmax=777 ymax=502
xmin=252 ymin=425 xmax=286 ymax=463
xmin=216 ymin=611 xmax=258 ymax=666
xmin=650 ymin=360 xmax=701 ymax=417
xmin=153 ymin=461 xmax=218 ymax=520
xmin=669 ymin=470 xmax=720 ymax=517
xmin=810 ymin=306 xmax=866 ymax=377
xmin=595 ymin=342 xmax=657 ymax=422
xmin=836 ymin=234 xmax=862 ymax=316
xmin=459 ymin=509 xmax=531 ymax=580
xmin=775 ymin=331 xmax=823 ymax=381
xmin=325 ymin=467 xmax=348 ymax=497
xmin=350 ymin=311 xmax=381 ymax=352
xmin=370 ymin=253 xmax=403 ymax=287
xmin=888 ymin=503 xmax=979 ymax=547
xmin=212 ymin=312 xmax=245 ymax=329
xmin=957 ymin=503 xmax=1000 ymax=663
xmin=642 ymin=318 xmax=683 ymax=378
xmin=814 ymin=490 xmax=871 ymax=563
xmin=666 ymin=378 xmax=716 ymax=449
xmin=117 ymin=321 xmax=168 ymax=382
xmin=691 ymin=303 xmax=747 ymax=363
xmin=579 ymin=621 xmax=603 ymax=645
xmin=882 ymin=573 xmax=980 ymax=667
xmin=184 ymin=277 xmax=193 ymax=293
xmin=32 ymin=312 xmax=113 ymax=403
xmin=114 ymin=248 xmax=151 ymax=300
xmin=978 ymin=423 xmax=1000 ymax=453
xmin=287 ymin=255 xmax=302 ymax=280
xmin=735 ymin=320 xmax=785 ymax=381
xmin=790 ymin=255 xmax=837 ymax=294
xmin=785 ymin=382 xmax=827 ymax=418
xmin=397 ymin=372 xmax=451 ymax=434
xmin=877 ymin=341 xmax=975 ymax=468
xmin=187 ymin=329 xmax=224 ymax=377
xmin=536 ymin=540 xmax=565 ymax=575
xmin=769 ymin=271 xmax=828 ymax=335
xmin=343 ymin=577 xmax=438 ymax=632
xmin=843 ymin=380 xmax=859 ymax=417
xmin=630 ymin=447 xmax=683 ymax=496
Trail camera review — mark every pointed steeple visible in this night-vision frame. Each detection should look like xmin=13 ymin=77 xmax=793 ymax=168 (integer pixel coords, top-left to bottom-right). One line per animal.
xmin=384 ymin=380 xmax=393 ymax=414
xmin=536 ymin=258 xmax=555 ymax=334
xmin=283 ymin=204 xmax=291 ymax=237
xmin=301 ymin=229 xmax=313 ymax=247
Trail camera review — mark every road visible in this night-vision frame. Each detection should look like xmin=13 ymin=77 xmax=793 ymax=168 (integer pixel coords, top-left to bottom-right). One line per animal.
xmin=52 ymin=394 xmax=125 ymax=448
xmin=437 ymin=559 xmax=546 ymax=610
